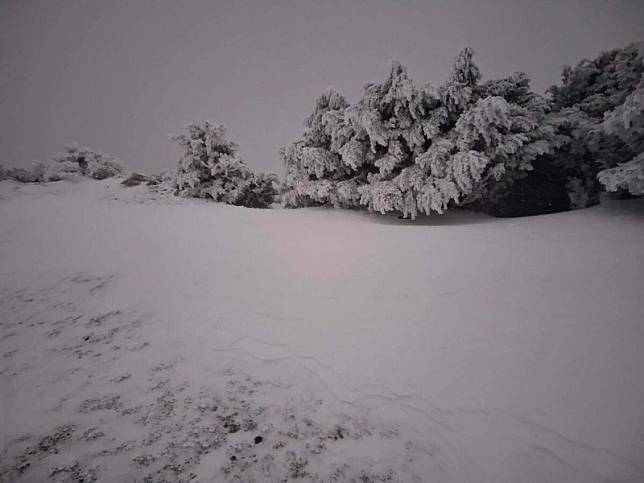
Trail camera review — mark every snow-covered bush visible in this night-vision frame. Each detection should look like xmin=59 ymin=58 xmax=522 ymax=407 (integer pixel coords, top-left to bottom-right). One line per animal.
xmin=281 ymin=48 xmax=555 ymax=218
xmin=172 ymin=122 xmax=277 ymax=208
xmin=40 ymin=143 xmax=124 ymax=181
xmin=1 ymin=144 xmax=124 ymax=184
xmin=2 ymin=166 xmax=41 ymax=183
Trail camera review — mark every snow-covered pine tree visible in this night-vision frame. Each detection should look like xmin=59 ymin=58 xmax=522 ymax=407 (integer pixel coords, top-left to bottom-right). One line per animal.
xmin=456 ymin=75 xmax=558 ymax=214
xmin=410 ymin=52 xmax=556 ymax=217
xmin=597 ymin=154 xmax=644 ymax=196
xmin=173 ymin=122 xmax=234 ymax=198
xmin=549 ymin=43 xmax=643 ymax=118
xmin=281 ymin=88 xmax=360 ymax=208
xmin=351 ymin=60 xmax=444 ymax=217
xmin=439 ymin=46 xmax=481 ymax=120
xmin=353 ymin=48 xmax=558 ymax=218
xmin=172 ymin=122 xmax=277 ymax=208
xmin=281 ymin=47 xmax=557 ymax=219
xmin=546 ymin=42 xmax=644 ymax=204
xmin=597 ymin=77 xmax=644 ymax=196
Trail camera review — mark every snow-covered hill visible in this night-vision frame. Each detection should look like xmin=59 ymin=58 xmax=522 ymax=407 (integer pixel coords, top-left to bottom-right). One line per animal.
xmin=1 ymin=179 xmax=643 ymax=482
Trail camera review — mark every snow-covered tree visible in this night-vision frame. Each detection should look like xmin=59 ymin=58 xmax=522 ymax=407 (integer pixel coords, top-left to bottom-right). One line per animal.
xmin=282 ymin=44 xmax=643 ymax=218
xmin=282 ymin=47 xmax=557 ymax=218
xmin=547 ymin=43 xmax=644 ymax=203
xmin=597 ymin=154 xmax=644 ymax=196
xmin=549 ymin=43 xmax=643 ymax=118
xmin=173 ymin=122 xmax=277 ymax=208
xmin=601 ymin=77 xmax=644 ymax=154
xmin=597 ymin=77 xmax=644 ymax=196
xmin=281 ymin=87 xmax=358 ymax=208
xmin=439 ymin=46 xmax=481 ymax=119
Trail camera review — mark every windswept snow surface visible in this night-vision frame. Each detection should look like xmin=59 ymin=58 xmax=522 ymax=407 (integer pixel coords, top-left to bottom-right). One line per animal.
xmin=1 ymin=179 xmax=643 ymax=482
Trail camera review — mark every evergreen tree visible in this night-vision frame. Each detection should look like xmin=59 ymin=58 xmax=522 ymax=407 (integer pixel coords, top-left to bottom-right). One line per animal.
xmin=173 ymin=122 xmax=277 ymax=208
xmin=439 ymin=46 xmax=481 ymax=120
xmin=597 ymin=154 xmax=644 ymax=196
xmin=549 ymin=43 xmax=643 ymax=118
xmin=281 ymin=44 xmax=643 ymax=218
xmin=281 ymin=88 xmax=358 ymax=208
xmin=597 ymin=77 xmax=644 ymax=195
xmin=546 ymin=42 xmax=644 ymax=204
xmin=282 ymin=47 xmax=556 ymax=218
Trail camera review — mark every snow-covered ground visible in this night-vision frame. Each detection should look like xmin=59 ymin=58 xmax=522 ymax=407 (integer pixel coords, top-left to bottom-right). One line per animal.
xmin=1 ymin=179 xmax=643 ymax=482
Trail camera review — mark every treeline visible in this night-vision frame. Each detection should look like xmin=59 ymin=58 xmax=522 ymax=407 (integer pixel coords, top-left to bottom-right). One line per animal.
xmin=3 ymin=42 xmax=642 ymax=217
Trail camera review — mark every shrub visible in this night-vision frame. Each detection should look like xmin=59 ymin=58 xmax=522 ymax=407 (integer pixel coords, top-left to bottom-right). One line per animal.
xmin=43 ymin=143 xmax=124 ymax=181
xmin=5 ymin=166 xmax=41 ymax=183
xmin=1 ymin=144 xmax=124 ymax=183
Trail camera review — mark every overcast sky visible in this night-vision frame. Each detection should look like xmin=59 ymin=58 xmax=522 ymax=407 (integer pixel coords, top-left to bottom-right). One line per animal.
xmin=2 ymin=0 xmax=644 ymax=175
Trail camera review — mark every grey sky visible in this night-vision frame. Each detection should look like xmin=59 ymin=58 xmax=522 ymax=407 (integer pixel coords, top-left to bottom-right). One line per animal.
xmin=2 ymin=0 xmax=644 ymax=175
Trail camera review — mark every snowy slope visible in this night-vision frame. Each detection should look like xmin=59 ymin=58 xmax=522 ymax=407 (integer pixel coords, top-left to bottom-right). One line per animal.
xmin=1 ymin=179 xmax=643 ymax=482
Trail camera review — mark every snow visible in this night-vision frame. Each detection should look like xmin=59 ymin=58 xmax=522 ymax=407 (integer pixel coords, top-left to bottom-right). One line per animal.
xmin=1 ymin=179 xmax=643 ymax=482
